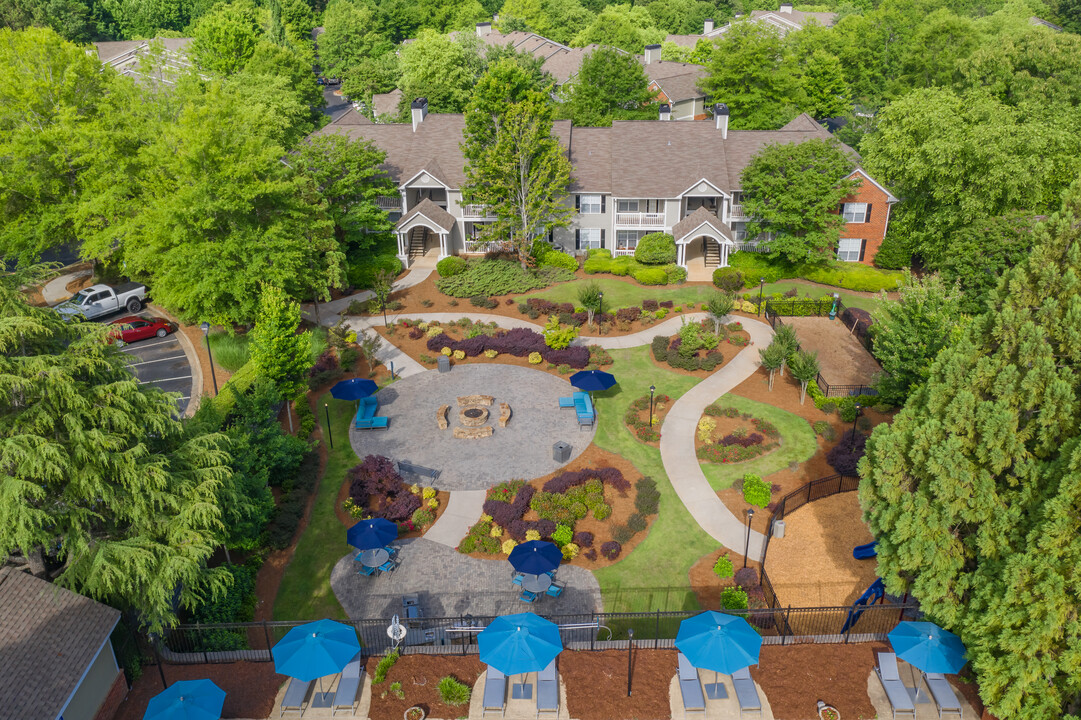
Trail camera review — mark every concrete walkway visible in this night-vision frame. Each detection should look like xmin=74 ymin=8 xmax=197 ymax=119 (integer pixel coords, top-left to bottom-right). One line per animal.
xmin=41 ymin=268 xmax=92 ymax=304
xmin=424 ymin=490 xmax=487 ymax=547
xmin=659 ymin=315 xmax=774 ymax=559
xmin=301 ymin=267 xmax=433 ymax=325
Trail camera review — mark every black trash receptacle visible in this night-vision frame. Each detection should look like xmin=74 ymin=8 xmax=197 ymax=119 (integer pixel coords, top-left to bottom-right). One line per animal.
xmin=553 ymin=441 xmax=571 ymax=463
xmin=438 ymin=355 xmax=451 ymax=373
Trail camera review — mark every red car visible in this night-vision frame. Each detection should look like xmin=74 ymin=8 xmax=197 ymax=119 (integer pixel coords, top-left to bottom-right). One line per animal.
xmin=109 ymin=316 xmax=176 ymax=343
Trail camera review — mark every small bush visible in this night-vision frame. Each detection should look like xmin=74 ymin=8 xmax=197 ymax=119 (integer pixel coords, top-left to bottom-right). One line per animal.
xmin=552 ymin=524 xmax=574 ymax=547
xmin=437 ymin=259 xmax=574 ymax=297
xmin=613 ymin=524 xmax=634 ymax=544
xmin=561 ymin=542 xmax=579 ymax=560
xmin=634 ymin=267 xmax=668 ymax=285
xmin=374 ymin=650 xmax=399 ymax=683
xmin=600 ymin=541 xmax=622 ymax=560
xmin=712 ymin=267 xmax=744 ymax=291
xmin=572 ymin=531 xmax=594 ymax=548
xmin=821 ymin=401 xmax=837 ymax=414
xmin=437 ymin=256 xmax=468 ymax=277
xmin=721 ymin=586 xmax=749 ymax=611
xmin=634 ymin=232 xmax=677 ymax=265
xmin=528 ymin=351 xmax=542 ymax=364
xmin=538 ymin=248 xmax=579 ymax=271
xmin=812 ymin=420 xmax=836 ymax=441
xmin=713 ymin=554 xmax=734 ymax=578
xmin=742 ymin=473 xmax=771 ymax=508
xmin=469 ymin=295 xmax=498 ymax=309
xmin=839 ymin=397 xmax=859 ymax=423
xmin=664 ymin=264 xmax=687 ymax=284
xmin=827 ymin=429 xmax=868 ymax=476
xmin=438 ymin=676 xmax=471 ymax=706
xmin=626 ymin=512 xmax=648 ymax=533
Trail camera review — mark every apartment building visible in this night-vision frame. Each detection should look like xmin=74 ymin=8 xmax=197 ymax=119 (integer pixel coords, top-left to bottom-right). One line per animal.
xmin=667 ymin=5 xmax=839 ymax=47
xmin=313 ymin=100 xmax=896 ymax=272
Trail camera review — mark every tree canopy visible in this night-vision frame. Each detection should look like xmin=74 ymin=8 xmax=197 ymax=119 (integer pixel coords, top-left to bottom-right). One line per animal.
xmin=557 ymin=46 xmax=654 ymax=127
xmin=859 ymin=183 xmax=1081 ymax=719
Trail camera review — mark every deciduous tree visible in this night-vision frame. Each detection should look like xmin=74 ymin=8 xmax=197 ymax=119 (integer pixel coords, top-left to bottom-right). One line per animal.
xmin=190 ymin=1 xmax=260 ymax=75
xmin=319 ymin=0 xmax=391 ymax=76
xmin=740 ymin=138 xmax=858 ymax=264
xmin=249 ymin=284 xmax=313 ymax=398
xmin=571 ymin=4 xmax=665 ymax=53
xmin=558 ymin=46 xmax=654 ymax=127
xmin=399 ymin=29 xmax=477 ymax=113
xmin=859 ymin=184 xmax=1081 ymax=720
xmin=702 ymin=21 xmax=800 ymax=130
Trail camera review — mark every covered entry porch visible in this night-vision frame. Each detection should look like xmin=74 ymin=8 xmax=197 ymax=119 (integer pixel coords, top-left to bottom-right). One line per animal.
xmin=673 ymin=207 xmax=736 ymax=281
xmin=395 ymin=199 xmax=456 ymax=268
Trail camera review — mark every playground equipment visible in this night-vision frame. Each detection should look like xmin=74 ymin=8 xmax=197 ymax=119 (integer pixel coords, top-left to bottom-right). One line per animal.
xmin=840 ymin=578 xmax=885 ymax=634
xmin=853 ymin=540 xmax=878 ymax=559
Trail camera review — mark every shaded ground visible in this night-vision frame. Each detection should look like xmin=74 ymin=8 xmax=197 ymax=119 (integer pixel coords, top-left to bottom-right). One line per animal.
xmin=779 ymin=315 xmax=881 ymax=388
xmin=756 ymin=642 xmax=889 ymax=720
xmin=330 ymin=537 xmax=602 ymax=621
xmin=367 ymin=653 xmax=485 ymax=720
xmin=113 ymin=661 xmax=283 ymax=720
xmin=563 ymin=649 xmax=677 ymax=720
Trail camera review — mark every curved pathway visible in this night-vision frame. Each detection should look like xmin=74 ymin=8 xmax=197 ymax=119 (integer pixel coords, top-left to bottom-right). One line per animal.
xmin=330 ymin=301 xmax=778 ymax=555
xmin=41 ymin=268 xmax=92 ymax=304
xmin=300 ymin=267 xmax=433 ymax=326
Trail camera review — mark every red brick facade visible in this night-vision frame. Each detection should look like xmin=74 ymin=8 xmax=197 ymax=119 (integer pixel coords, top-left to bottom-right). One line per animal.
xmin=93 ymin=670 xmax=128 ymax=720
xmin=835 ymin=169 xmax=895 ymax=266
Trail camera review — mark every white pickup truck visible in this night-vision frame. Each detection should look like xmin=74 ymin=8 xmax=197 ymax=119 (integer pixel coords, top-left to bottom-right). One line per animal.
xmin=54 ymin=282 xmax=149 ymax=320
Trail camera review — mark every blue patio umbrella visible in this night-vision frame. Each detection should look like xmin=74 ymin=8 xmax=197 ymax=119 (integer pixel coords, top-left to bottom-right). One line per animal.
xmin=347 ymin=518 xmax=398 ymax=551
xmin=676 ymin=611 xmax=762 ymax=676
xmin=273 ymin=619 xmax=361 ymax=682
xmin=569 ymin=370 xmax=617 ymax=394
xmin=143 ymin=679 xmax=225 ymax=720
xmin=888 ymin=621 xmax=967 ymax=675
xmin=479 ymin=612 xmax=563 ymax=677
xmin=331 ymin=378 xmax=378 ymax=401
xmin=508 ymin=540 xmax=562 ymax=575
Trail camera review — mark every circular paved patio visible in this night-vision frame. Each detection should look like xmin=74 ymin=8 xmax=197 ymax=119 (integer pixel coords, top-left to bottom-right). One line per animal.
xmin=349 ymin=364 xmax=596 ymax=491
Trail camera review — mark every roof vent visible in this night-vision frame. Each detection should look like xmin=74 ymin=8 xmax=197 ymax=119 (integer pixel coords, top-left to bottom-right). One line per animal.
xmin=644 ymin=44 xmax=661 ymax=65
xmin=704 ymin=18 xmax=714 ymax=33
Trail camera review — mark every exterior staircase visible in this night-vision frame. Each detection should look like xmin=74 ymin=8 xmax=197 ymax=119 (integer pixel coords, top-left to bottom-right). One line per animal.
xmin=703 ymin=239 xmax=721 ymax=267
xmin=408 ymin=227 xmax=427 ymax=259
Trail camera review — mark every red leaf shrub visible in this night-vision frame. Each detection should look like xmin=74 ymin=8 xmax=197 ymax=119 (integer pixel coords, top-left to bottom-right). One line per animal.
xmin=642 ymin=299 xmax=659 ymax=311
xmin=616 ymin=306 xmax=641 ymax=322
xmin=600 ymin=541 xmax=622 ymax=560
xmin=827 ymin=430 xmax=867 ymax=476
xmin=383 ymin=493 xmax=421 ymax=522
xmin=719 ymin=432 xmax=764 ymax=448
xmin=408 ymin=327 xmax=424 ymax=340
xmin=542 ymin=467 xmax=630 ymax=494
xmin=573 ymin=531 xmax=594 ymax=548
xmin=426 ymin=333 xmax=456 ymax=352
xmin=309 ymin=350 xmax=339 ymax=377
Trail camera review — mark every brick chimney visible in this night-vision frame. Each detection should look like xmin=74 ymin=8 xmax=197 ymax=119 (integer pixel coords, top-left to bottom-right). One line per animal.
xmin=411 ymin=97 xmax=428 ymax=132
xmin=476 ymin=21 xmax=491 ymax=37
xmin=714 ymin=103 xmax=729 ymax=138
xmin=779 ymin=2 xmax=793 ymax=12
xmin=659 ymin=104 xmax=671 ymax=121
xmin=704 ymin=18 xmax=714 ymax=33
xmin=644 ymin=44 xmax=661 ymax=64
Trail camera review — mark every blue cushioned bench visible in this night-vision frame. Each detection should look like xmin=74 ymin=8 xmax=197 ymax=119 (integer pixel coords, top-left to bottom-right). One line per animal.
xmin=354 ymin=397 xmax=389 ymax=429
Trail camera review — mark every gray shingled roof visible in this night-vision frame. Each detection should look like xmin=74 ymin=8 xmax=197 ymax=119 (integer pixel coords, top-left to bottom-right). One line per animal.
xmin=0 ymin=568 xmax=120 ymax=720
xmin=372 ymin=89 xmax=403 ymax=118
xmin=666 ymin=9 xmax=837 ymax=45
xmin=397 ymin=198 xmax=457 ymax=232
xmin=673 ymin=207 xmax=733 ymax=242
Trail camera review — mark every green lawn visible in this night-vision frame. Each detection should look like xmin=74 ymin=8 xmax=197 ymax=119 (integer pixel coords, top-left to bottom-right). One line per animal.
xmin=272 ymin=392 xmax=359 ymax=621
xmin=590 ymin=346 xmax=719 ymax=615
xmin=698 ymin=394 xmax=819 ymax=492
xmin=523 ymin=277 xmax=721 ymax=309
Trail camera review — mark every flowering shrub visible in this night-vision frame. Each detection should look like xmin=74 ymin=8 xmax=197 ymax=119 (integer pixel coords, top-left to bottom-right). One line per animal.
xmin=411 ymin=508 xmax=435 ymax=526
xmin=697 ymin=417 xmax=716 ymax=442
xmin=502 ymin=539 xmax=518 ymax=554
xmin=528 ymin=352 xmax=543 ymax=364
xmin=636 ymin=427 xmax=660 ymax=442
xmin=342 ymin=497 xmax=367 ymax=519
xmin=489 ymin=524 xmax=503 ymax=538
xmin=697 ymin=443 xmax=771 ymax=463
xmin=427 ymin=498 xmax=439 ymax=509
xmin=600 ymin=541 xmax=622 ymax=560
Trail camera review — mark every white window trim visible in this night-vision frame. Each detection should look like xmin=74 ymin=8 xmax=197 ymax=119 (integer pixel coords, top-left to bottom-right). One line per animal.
xmin=842 ymin=202 xmax=868 ymax=223
xmin=579 ymin=228 xmax=602 ymax=249
xmin=837 ymin=238 xmax=861 ymax=262
xmin=579 ymin=194 xmax=602 ymax=214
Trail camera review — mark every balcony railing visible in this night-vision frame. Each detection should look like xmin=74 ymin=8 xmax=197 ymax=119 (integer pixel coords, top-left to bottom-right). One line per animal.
xmin=376 ymin=196 xmax=402 ymax=211
xmin=730 ymin=204 xmax=748 ymax=220
xmin=462 ymin=204 xmax=495 ymax=219
xmin=615 ymin=212 xmax=665 ymax=228
xmin=613 ymin=247 xmax=636 ymax=256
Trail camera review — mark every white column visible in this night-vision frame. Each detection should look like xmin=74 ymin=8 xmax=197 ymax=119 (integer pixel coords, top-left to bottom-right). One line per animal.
xmin=677 ymin=242 xmax=686 ymax=268
xmin=721 ymin=242 xmax=729 ymax=268
xmin=397 ymin=231 xmax=410 ymax=269
xmin=439 ymin=233 xmax=448 ymax=259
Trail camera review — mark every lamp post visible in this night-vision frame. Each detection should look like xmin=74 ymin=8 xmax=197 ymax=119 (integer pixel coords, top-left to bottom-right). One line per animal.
xmin=757 ymin=277 xmax=765 ymax=316
xmin=743 ymin=508 xmax=755 ymax=568
xmin=627 ymin=628 xmax=634 ymax=696
xmin=598 ymin=292 xmax=604 ymax=332
xmin=324 ymin=403 xmax=334 ymax=449
xmin=649 ymin=384 xmax=656 ymax=427
xmin=851 ymin=403 xmax=862 ymax=438
xmin=200 ymin=322 xmax=218 ymax=395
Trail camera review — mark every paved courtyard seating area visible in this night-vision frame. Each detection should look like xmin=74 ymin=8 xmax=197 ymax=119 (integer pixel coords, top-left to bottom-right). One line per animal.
xmin=348 ymin=364 xmax=596 ymax=491
xmin=331 ymin=538 xmax=603 ymax=621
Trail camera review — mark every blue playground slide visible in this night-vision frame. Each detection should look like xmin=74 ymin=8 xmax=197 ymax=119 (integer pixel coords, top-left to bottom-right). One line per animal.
xmin=853 ymin=541 xmax=878 ymax=559
xmin=840 ymin=578 xmax=885 ymax=634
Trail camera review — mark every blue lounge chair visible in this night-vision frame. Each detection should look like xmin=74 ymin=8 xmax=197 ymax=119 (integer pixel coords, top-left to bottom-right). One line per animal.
xmin=520 ymin=590 xmax=538 ymax=603
xmin=280 ymin=677 xmax=313 ymax=717
xmin=677 ymin=652 xmax=705 ymax=715
xmin=545 ymin=583 xmax=563 ymax=598
xmin=357 ymin=564 xmax=377 ymax=576
xmin=379 ymin=558 xmax=398 ymax=572
xmin=355 ymin=415 xmax=389 ymax=429
xmin=332 ymin=651 xmax=365 ymax=716
xmin=731 ymin=666 xmax=762 ymax=717
xmin=537 ymin=660 xmax=559 ymax=717
xmin=482 ymin=666 xmax=507 ymax=717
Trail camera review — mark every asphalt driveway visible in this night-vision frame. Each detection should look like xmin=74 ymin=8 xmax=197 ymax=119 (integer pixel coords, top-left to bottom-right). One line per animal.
xmin=118 ymin=327 xmax=193 ymax=414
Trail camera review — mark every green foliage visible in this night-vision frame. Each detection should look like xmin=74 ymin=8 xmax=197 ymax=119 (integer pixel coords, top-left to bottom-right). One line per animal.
xmin=859 ymin=183 xmax=1081 ymax=720
xmin=436 ymin=260 xmax=574 ymax=297
xmin=870 ymin=272 xmax=967 ymax=405
xmin=936 ymin=213 xmax=1036 ymax=314
xmin=347 ymin=253 xmax=402 ymax=290
xmin=741 ymin=474 xmax=771 ymax=508
xmin=740 ymin=138 xmax=859 ymax=265
xmin=633 ymin=267 xmax=668 ymax=286
xmin=728 ymin=253 xmax=790 ymax=285
xmin=702 ymin=22 xmax=801 ymax=130
xmin=207 ymin=331 xmax=251 ymax=372
xmin=543 ymin=315 xmax=579 ymax=349
xmin=559 ymin=46 xmax=654 ymax=126
xmin=189 ymin=563 xmax=259 ymax=651
xmin=190 ymin=2 xmax=259 ymax=76
xmin=664 ymin=264 xmax=687 ymax=285
xmin=437 ymin=255 xmax=469 ymax=278
xmin=812 ymin=420 xmax=836 ymax=441
xmin=634 ymin=232 xmax=677 ymax=265
xmin=552 ymin=524 xmax=574 ymax=546
xmin=537 ymin=247 xmax=579 ymax=271
xmin=373 ymin=650 xmax=400 ymax=683
xmin=712 ymin=554 xmax=734 ymax=579
xmin=571 ymin=4 xmax=665 ymax=53
xmin=712 ymin=268 xmax=744 ymax=292
xmin=706 ymin=292 xmax=735 ymax=334
xmin=320 ymin=0 xmax=391 ymax=76
xmin=728 ymin=253 xmax=903 ymax=292
xmin=0 ymin=271 xmax=232 ymax=633
xmin=787 ymin=349 xmax=821 ymax=404
xmin=249 ymin=285 xmax=313 ymax=399
xmin=720 ymin=586 xmax=749 ymax=611
xmin=438 ymin=676 xmax=472 ymax=706
xmin=400 ymin=30 xmax=479 ymax=113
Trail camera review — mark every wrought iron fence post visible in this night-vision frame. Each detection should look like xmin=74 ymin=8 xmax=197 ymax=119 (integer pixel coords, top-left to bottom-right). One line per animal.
xmin=782 ymin=606 xmax=792 ymax=645
xmin=262 ymin=621 xmax=272 ymax=660
xmin=590 ymin=613 xmax=595 ymax=651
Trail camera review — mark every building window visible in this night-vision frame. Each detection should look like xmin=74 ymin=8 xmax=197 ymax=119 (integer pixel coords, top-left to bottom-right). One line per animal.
xmin=617 ymin=230 xmax=647 ymax=249
xmin=837 ymin=238 xmax=862 ymax=262
xmin=579 ymin=194 xmax=602 ymax=214
xmin=577 ymin=228 xmax=602 ymax=249
xmin=842 ymin=202 xmax=868 ymax=223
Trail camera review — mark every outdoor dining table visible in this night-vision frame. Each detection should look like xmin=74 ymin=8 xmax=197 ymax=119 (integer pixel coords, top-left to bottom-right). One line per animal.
xmin=522 ymin=573 xmax=552 ymax=593
xmin=360 ymin=548 xmax=390 ymax=568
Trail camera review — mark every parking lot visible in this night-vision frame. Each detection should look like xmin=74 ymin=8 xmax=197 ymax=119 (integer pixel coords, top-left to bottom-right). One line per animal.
xmin=115 ymin=318 xmax=194 ymax=415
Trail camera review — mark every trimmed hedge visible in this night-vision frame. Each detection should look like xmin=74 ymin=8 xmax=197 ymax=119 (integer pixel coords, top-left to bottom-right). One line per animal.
xmin=437 ymin=255 xmax=467 ymax=277
xmin=205 ymin=360 xmax=257 ymax=417
xmin=728 ymin=252 xmax=904 ymax=292
xmin=634 ymin=233 xmax=676 ymax=265
xmin=713 ymin=267 xmax=744 ymax=291
xmin=436 ymin=259 xmax=574 ymax=297
xmin=537 ymin=246 xmax=579 ymax=271
xmin=346 ymin=253 xmax=402 ymax=289
xmin=634 ymin=267 xmax=668 ymax=285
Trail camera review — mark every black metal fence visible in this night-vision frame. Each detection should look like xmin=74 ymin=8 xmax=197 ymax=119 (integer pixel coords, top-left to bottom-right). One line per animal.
xmin=759 ymin=474 xmax=861 ymax=570
xmin=762 ymin=300 xmax=878 ymax=397
xmin=156 ymin=599 xmax=917 ymax=665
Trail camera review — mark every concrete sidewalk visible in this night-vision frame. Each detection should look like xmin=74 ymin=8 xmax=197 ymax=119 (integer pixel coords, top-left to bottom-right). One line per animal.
xmin=301 ymin=268 xmax=433 ymax=326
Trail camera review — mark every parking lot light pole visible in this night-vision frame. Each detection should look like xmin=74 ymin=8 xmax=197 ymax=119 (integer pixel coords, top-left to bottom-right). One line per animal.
xmin=743 ymin=508 xmax=755 ymax=568
xmin=200 ymin=321 xmax=218 ymax=395
xmin=757 ymin=278 xmax=766 ymax=316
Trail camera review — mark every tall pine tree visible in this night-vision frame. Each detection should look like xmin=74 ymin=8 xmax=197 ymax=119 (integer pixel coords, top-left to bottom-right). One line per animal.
xmin=859 ymin=182 xmax=1081 ymax=719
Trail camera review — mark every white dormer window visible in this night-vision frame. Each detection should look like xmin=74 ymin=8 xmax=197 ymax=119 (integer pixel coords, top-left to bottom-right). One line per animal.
xmin=842 ymin=202 xmax=869 ymax=223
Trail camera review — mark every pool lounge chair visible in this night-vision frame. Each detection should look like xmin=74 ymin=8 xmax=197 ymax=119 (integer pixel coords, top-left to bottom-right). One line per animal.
xmin=924 ymin=673 xmax=963 ymax=719
xmin=482 ymin=666 xmax=507 ymax=717
xmin=331 ymin=651 xmax=365 ymax=716
xmin=537 ymin=659 xmax=559 ymax=718
xmin=731 ymin=666 xmax=762 ymax=717
xmin=677 ymin=652 xmax=706 ymax=716
xmin=875 ymin=652 xmax=916 ymax=720
xmin=280 ymin=677 xmax=313 ymax=717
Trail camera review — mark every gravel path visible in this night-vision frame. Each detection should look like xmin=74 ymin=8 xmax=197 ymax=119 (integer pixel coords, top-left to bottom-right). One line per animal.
xmin=331 ymin=538 xmax=602 ymax=620
xmin=349 ymin=363 xmax=596 ymax=491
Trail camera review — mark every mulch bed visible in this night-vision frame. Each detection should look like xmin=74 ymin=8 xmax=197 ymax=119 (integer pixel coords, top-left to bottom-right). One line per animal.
xmin=780 ymin=315 xmax=882 ymax=388
xmin=755 ymin=642 xmax=890 ymax=720
xmin=334 ymin=480 xmax=451 ymax=540
xmin=365 ymin=653 xmax=485 ymax=720
xmin=113 ymin=661 xmax=284 ymax=720
xmin=647 ymin=324 xmax=753 ymax=379
xmin=561 ymin=649 xmax=677 ymax=720
xmin=458 ymin=444 xmax=654 ymax=571
xmin=622 ymin=393 xmax=673 ymax=448
xmin=694 ymin=410 xmax=782 ymax=464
